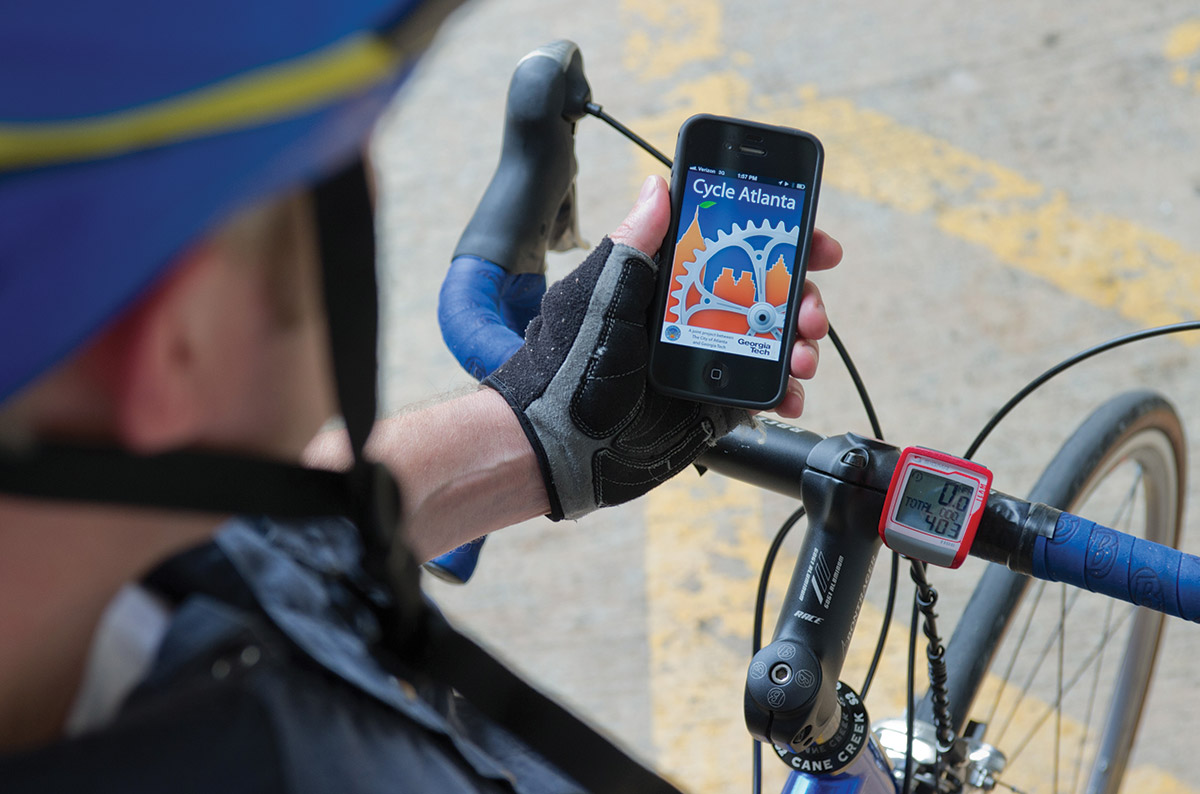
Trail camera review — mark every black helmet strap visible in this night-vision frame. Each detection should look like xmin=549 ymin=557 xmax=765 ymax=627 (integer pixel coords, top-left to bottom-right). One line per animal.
xmin=314 ymin=161 xmax=379 ymax=464
xmin=0 ymin=112 xmax=685 ymax=794
xmin=311 ymin=159 xmax=422 ymax=639
xmin=0 ymin=157 xmax=421 ymax=639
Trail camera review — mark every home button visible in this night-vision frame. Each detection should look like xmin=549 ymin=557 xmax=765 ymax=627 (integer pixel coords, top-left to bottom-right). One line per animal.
xmin=704 ymin=360 xmax=729 ymax=390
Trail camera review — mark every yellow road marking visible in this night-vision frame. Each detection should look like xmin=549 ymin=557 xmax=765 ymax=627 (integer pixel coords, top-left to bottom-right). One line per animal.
xmin=1166 ymin=19 xmax=1200 ymax=92
xmin=644 ymin=470 xmax=774 ymax=793
xmin=625 ymin=70 xmax=1200 ymax=330
xmin=628 ymin=2 xmax=1200 ymax=791
xmin=622 ymin=0 xmax=723 ymax=82
xmin=644 ymin=468 xmax=1195 ymax=794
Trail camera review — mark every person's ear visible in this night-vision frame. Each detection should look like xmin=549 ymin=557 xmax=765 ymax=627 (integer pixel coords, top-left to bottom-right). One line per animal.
xmin=105 ymin=243 xmax=221 ymax=454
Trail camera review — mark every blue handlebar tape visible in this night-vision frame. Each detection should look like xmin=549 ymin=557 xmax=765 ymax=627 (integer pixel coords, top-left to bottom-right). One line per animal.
xmin=424 ymin=536 xmax=488 ymax=585
xmin=430 ymin=256 xmax=546 ymax=583
xmin=1032 ymin=512 xmax=1200 ymax=621
xmin=437 ymin=255 xmax=545 ymax=381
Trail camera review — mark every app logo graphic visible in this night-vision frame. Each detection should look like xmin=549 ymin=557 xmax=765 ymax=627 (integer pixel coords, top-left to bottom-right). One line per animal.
xmin=665 ymin=213 xmax=798 ymax=340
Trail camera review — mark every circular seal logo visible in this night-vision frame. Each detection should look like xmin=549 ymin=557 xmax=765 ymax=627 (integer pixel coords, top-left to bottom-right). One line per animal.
xmin=749 ymin=661 xmax=768 ymax=680
xmin=767 ymin=688 xmax=787 ymax=709
xmin=794 ymin=669 xmax=816 ymax=689
xmin=665 ymin=325 xmax=681 ymax=341
xmin=777 ymin=644 xmax=797 ymax=660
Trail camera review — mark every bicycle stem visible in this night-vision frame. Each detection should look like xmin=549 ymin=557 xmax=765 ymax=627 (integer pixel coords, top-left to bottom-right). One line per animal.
xmin=706 ymin=415 xmax=1200 ymax=777
xmin=703 ymin=419 xmax=1059 ymax=576
xmin=743 ymin=432 xmax=894 ymax=770
xmin=710 ymin=420 xmax=1061 ymax=774
xmin=429 ymin=40 xmax=593 ymax=582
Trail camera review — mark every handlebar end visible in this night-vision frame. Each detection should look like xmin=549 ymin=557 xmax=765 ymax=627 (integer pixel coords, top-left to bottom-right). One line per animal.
xmin=453 ymin=41 xmax=590 ymax=276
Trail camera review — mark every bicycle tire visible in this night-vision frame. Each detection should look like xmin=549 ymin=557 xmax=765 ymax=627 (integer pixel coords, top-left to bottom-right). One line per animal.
xmin=929 ymin=390 xmax=1186 ymax=794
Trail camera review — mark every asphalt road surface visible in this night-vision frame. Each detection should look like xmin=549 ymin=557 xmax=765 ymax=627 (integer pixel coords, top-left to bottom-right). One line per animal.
xmin=371 ymin=2 xmax=1200 ymax=791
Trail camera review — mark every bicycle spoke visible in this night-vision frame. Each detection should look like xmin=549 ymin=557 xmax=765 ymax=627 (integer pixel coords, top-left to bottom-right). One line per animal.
xmin=1070 ymin=597 xmax=1116 ymax=794
xmin=986 ymin=462 xmax=1147 ymax=794
xmin=994 ymin=586 xmax=1084 ymax=742
xmin=1002 ymin=599 xmax=1136 ymax=768
xmin=1068 ymin=471 xmax=1140 ymax=794
xmin=985 ymin=581 xmax=1047 ymax=741
xmin=1051 ymin=583 xmax=1065 ymax=794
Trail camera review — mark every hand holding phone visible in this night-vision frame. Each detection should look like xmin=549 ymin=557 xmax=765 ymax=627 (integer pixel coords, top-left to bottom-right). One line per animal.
xmin=649 ymin=114 xmax=824 ymax=409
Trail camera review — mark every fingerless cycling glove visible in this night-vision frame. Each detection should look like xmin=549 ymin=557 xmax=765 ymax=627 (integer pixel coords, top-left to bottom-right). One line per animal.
xmin=485 ymin=237 xmax=750 ymax=520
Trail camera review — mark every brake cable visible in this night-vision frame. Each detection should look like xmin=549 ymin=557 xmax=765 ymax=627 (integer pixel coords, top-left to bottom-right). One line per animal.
xmin=584 ymin=102 xmax=673 ymax=167
xmin=582 ymin=104 xmax=1200 ymax=793
xmin=964 ymin=321 xmax=1200 ymax=459
xmin=583 ymin=104 xmax=903 ymax=794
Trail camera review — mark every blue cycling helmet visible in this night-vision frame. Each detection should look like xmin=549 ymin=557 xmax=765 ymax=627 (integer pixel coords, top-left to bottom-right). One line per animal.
xmin=0 ymin=0 xmax=464 ymax=404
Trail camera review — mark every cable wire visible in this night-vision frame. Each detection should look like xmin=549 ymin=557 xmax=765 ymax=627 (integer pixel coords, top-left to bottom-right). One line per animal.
xmin=904 ymin=596 xmax=920 ymax=794
xmin=751 ymin=505 xmax=807 ymax=794
xmin=964 ymin=321 xmax=1200 ymax=459
xmin=827 ymin=325 xmax=883 ymax=440
xmin=860 ymin=552 xmax=899 ymax=700
xmin=827 ymin=324 xmax=902 ymax=702
xmin=585 ymin=102 xmax=673 ymax=168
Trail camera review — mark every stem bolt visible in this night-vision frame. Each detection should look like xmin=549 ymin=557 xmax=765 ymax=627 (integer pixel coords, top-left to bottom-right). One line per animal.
xmin=769 ymin=662 xmax=793 ymax=685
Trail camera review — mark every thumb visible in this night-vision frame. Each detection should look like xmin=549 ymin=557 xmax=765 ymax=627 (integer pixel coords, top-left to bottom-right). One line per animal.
xmin=609 ymin=175 xmax=670 ymax=255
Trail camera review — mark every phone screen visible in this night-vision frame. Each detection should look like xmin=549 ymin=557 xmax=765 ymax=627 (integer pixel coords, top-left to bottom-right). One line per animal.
xmin=658 ymin=165 xmax=809 ymax=363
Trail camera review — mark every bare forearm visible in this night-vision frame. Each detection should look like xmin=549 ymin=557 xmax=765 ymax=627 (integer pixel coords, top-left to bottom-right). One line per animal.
xmin=304 ymin=388 xmax=549 ymax=561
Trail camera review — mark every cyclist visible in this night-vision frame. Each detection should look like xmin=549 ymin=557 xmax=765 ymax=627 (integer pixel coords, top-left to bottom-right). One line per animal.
xmin=0 ymin=0 xmax=841 ymax=789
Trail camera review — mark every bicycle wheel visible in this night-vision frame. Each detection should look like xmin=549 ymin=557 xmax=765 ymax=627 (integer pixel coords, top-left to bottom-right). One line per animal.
xmin=929 ymin=390 xmax=1186 ymax=794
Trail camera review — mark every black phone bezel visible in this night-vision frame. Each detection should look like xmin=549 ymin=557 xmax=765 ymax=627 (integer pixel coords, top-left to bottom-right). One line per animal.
xmin=648 ymin=114 xmax=824 ymax=410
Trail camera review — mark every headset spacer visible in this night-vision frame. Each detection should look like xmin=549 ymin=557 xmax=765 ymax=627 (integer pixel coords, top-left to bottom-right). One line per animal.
xmin=773 ymin=681 xmax=869 ymax=775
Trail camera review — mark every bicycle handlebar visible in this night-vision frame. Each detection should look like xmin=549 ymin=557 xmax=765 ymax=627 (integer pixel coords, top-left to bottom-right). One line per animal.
xmin=438 ymin=40 xmax=592 ymax=382
xmin=435 ymin=37 xmax=1200 ymax=618
xmin=436 ymin=38 xmax=1200 ymax=776
xmin=703 ymin=418 xmax=1200 ymax=622
xmin=1033 ymin=513 xmax=1200 ymax=620
xmin=429 ymin=41 xmax=593 ymax=582
xmin=454 ymin=40 xmax=590 ymax=276
xmin=703 ymin=418 xmax=1200 ymax=757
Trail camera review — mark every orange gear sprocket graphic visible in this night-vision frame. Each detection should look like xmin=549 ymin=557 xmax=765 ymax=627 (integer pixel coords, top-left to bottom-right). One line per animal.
xmin=666 ymin=213 xmax=798 ymax=339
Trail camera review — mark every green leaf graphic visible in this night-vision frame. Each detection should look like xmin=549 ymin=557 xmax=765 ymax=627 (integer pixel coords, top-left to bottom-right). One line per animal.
xmin=699 ymin=201 xmax=716 ymax=209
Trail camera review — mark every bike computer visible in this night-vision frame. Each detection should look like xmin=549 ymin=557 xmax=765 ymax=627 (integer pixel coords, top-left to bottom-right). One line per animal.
xmin=879 ymin=447 xmax=992 ymax=568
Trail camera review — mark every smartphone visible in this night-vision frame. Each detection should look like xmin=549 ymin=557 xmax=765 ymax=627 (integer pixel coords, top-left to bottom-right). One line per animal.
xmin=648 ymin=114 xmax=823 ymax=409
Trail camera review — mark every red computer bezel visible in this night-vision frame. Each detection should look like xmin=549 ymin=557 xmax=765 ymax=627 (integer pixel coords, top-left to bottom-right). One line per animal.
xmin=879 ymin=447 xmax=993 ymax=568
